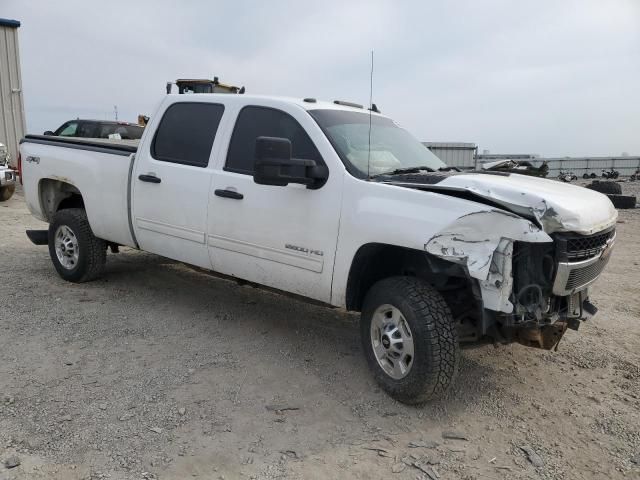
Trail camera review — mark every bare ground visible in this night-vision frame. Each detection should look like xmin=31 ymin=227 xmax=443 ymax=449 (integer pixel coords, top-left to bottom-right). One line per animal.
xmin=0 ymin=182 xmax=638 ymax=480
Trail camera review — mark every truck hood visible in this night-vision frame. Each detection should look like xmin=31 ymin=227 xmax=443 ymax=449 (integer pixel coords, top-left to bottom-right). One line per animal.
xmin=387 ymin=172 xmax=617 ymax=235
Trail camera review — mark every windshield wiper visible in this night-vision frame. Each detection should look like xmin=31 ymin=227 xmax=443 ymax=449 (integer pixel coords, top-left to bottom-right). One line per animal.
xmin=372 ymin=166 xmax=437 ymax=177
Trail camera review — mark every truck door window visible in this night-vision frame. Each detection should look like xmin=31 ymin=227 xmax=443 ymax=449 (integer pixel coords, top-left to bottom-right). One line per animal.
xmin=57 ymin=122 xmax=78 ymax=137
xmin=151 ymin=103 xmax=224 ymax=167
xmin=225 ymin=106 xmax=324 ymax=174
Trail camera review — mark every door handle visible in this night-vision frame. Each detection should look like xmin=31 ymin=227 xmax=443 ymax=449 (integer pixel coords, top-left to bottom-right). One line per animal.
xmin=138 ymin=174 xmax=161 ymax=184
xmin=215 ymin=189 xmax=243 ymax=200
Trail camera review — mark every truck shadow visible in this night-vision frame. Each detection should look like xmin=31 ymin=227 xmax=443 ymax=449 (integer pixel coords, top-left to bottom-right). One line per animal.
xmin=102 ymin=250 xmax=506 ymax=416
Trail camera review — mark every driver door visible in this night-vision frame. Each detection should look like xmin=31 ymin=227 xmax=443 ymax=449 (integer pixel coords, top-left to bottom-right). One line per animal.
xmin=207 ymin=103 xmax=344 ymax=303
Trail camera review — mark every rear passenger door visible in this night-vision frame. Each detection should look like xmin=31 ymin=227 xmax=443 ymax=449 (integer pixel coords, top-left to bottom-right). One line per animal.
xmin=132 ymin=100 xmax=225 ymax=268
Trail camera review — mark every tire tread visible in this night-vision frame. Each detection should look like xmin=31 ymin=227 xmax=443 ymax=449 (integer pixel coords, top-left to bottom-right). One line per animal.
xmin=361 ymin=276 xmax=460 ymax=404
xmin=48 ymin=208 xmax=106 ymax=282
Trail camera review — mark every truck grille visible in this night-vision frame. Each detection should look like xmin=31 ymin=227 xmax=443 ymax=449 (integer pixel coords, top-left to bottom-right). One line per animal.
xmin=565 ymin=229 xmax=615 ymax=261
xmin=552 ymin=227 xmax=615 ymax=295
xmin=565 ymin=255 xmax=610 ymax=291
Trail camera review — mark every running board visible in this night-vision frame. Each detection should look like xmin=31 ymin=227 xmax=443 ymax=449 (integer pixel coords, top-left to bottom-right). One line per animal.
xmin=26 ymin=229 xmax=48 ymax=245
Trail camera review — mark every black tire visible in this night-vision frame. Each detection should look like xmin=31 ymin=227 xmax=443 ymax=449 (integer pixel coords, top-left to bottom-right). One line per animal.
xmin=48 ymin=208 xmax=106 ymax=282
xmin=360 ymin=276 xmax=460 ymax=404
xmin=0 ymin=184 xmax=15 ymax=201
xmin=582 ymin=173 xmax=590 ymax=179
xmin=607 ymin=194 xmax=637 ymax=209
xmin=590 ymin=173 xmax=596 ymax=178
xmin=586 ymin=181 xmax=622 ymax=195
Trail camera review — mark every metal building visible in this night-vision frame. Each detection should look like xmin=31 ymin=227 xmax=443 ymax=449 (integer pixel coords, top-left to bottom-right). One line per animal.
xmin=477 ymin=153 xmax=538 ymax=161
xmin=0 ymin=18 xmax=25 ymax=167
xmin=423 ymin=142 xmax=477 ymax=168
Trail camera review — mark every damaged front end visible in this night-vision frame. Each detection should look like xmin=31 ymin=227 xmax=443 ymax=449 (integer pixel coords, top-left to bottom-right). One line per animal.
xmin=424 ymin=209 xmax=613 ymax=350
xmin=503 ymin=241 xmax=601 ymax=349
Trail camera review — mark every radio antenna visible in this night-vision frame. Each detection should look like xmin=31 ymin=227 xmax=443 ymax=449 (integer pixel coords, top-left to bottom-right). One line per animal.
xmin=367 ymin=50 xmax=374 ymax=180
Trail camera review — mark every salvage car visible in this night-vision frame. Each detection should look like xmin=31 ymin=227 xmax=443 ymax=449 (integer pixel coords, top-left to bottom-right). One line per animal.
xmin=19 ymin=94 xmax=617 ymax=403
xmin=481 ymin=159 xmax=549 ymax=177
xmin=44 ymin=119 xmax=144 ymax=140
xmin=0 ymin=142 xmax=17 ymax=201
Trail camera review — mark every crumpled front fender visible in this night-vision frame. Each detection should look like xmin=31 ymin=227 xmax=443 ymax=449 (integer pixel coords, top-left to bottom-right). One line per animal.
xmin=424 ymin=209 xmax=552 ymax=313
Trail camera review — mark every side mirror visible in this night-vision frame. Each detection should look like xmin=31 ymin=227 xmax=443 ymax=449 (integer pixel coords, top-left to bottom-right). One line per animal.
xmin=253 ymin=136 xmax=328 ymax=188
xmin=43 ymin=131 xmax=54 ymax=136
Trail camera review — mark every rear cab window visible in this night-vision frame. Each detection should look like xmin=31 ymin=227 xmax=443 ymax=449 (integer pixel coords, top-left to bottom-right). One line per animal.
xmin=151 ymin=102 xmax=225 ymax=167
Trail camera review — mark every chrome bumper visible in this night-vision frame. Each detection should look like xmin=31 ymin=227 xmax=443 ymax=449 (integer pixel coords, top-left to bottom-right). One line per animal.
xmin=0 ymin=167 xmax=16 ymax=187
xmin=552 ymin=234 xmax=615 ymax=296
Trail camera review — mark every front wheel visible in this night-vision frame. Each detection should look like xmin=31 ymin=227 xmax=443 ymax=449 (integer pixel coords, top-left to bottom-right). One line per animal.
xmin=48 ymin=208 xmax=106 ymax=282
xmin=360 ymin=277 xmax=460 ymax=404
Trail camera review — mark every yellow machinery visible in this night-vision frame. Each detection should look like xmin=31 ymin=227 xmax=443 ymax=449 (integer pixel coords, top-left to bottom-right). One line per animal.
xmin=166 ymin=77 xmax=245 ymax=95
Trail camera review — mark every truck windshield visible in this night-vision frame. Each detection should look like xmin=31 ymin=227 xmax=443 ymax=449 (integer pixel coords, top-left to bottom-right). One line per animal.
xmin=309 ymin=109 xmax=446 ymax=178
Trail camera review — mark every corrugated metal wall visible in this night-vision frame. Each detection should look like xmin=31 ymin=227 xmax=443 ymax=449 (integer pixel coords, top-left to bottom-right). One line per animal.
xmin=423 ymin=142 xmax=477 ymax=168
xmin=524 ymin=157 xmax=640 ymax=177
xmin=0 ymin=21 xmax=26 ymax=167
xmin=432 ymin=144 xmax=640 ymax=177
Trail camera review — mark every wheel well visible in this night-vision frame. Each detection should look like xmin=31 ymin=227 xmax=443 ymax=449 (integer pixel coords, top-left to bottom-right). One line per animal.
xmin=345 ymin=243 xmax=472 ymax=312
xmin=39 ymin=178 xmax=84 ymax=221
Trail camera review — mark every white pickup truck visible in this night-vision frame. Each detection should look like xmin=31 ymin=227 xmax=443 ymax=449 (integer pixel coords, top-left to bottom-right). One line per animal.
xmin=19 ymin=94 xmax=617 ymax=403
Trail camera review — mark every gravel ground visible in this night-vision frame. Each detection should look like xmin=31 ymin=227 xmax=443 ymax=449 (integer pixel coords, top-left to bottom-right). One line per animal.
xmin=1 ymin=181 xmax=639 ymax=480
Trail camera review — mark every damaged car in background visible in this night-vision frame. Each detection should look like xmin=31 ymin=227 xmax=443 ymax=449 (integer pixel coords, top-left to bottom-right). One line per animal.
xmin=481 ymin=158 xmax=549 ymax=177
xmin=19 ymin=94 xmax=617 ymax=403
xmin=0 ymin=142 xmax=17 ymax=201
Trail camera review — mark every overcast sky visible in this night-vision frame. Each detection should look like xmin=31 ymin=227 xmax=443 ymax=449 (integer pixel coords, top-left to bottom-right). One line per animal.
xmin=4 ymin=0 xmax=639 ymax=156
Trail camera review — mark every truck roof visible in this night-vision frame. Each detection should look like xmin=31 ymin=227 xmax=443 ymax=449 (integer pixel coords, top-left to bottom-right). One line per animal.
xmin=66 ymin=119 xmax=143 ymax=127
xmin=164 ymin=93 xmax=386 ymax=116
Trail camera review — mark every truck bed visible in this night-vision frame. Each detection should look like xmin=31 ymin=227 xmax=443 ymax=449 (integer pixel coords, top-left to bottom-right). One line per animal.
xmin=20 ymin=134 xmax=138 ymax=248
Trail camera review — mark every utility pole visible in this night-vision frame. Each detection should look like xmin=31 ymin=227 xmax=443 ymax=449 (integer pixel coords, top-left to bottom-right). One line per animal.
xmin=114 ymin=105 xmax=118 ymax=121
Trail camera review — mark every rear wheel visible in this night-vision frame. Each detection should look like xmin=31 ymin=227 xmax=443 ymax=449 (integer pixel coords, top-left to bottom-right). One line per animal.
xmin=360 ymin=277 xmax=460 ymax=404
xmin=0 ymin=184 xmax=15 ymax=201
xmin=48 ymin=208 xmax=106 ymax=282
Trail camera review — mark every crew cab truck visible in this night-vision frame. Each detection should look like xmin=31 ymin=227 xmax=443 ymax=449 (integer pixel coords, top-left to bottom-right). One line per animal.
xmin=20 ymin=94 xmax=617 ymax=403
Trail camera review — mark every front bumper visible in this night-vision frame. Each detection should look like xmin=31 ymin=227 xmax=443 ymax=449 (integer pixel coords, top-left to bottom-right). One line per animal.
xmin=0 ymin=167 xmax=16 ymax=187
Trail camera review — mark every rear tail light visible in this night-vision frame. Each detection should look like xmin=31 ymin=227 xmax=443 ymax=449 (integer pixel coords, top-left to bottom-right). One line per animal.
xmin=17 ymin=152 xmax=22 ymax=184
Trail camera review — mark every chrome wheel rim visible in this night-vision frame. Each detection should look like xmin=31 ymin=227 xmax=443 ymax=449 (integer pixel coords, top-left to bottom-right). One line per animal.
xmin=54 ymin=225 xmax=79 ymax=270
xmin=370 ymin=304 xmax=414 ymax=380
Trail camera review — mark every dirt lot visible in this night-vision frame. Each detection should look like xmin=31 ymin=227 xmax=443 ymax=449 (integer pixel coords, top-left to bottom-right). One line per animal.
xmin=1 ymin=182 xmax=639 ymax=480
